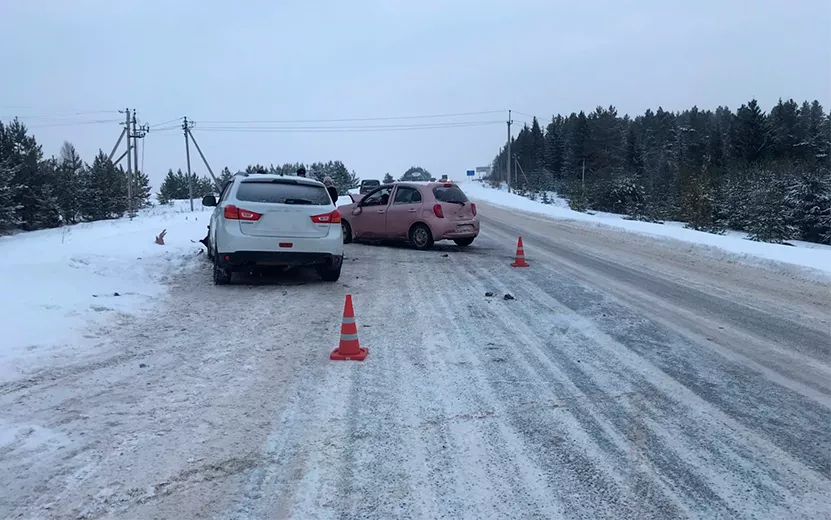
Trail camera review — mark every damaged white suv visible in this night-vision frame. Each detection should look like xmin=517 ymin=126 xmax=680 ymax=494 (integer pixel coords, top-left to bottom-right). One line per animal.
xmin=201 ymin=173 xmax=344 ymax=285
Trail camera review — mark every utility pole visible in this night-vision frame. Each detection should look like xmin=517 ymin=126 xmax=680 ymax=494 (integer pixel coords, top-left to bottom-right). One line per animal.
xmin=124 ymin=108 xmax=133 ymax=213
xmin=185 ymin=125 xmax=220 ymax=190
xmin=128 ymin=112 xmax=149 ymax=217
xmin=506 ymin=110 xmax=513 ymax=193
xmin=183 ymin=117 xmax=195 ymax=211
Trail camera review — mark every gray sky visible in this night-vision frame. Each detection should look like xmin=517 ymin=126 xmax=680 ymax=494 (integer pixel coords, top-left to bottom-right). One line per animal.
xmin=2 ymin=0 xmax=829 ymax=191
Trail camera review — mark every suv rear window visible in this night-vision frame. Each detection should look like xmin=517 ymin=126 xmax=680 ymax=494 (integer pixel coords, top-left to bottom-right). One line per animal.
xmin=361 ymin=180 xmax=380 ymax=187
xmin=236 ymin=180 xmax=332 ymax=205
xmin=432 ymin=185 xmax=469 ymax=203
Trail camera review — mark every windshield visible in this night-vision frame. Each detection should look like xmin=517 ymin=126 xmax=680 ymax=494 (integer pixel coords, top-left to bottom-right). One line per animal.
xmin=236 ymin=180 xmax=332 ymax=205
xmin=432 ymin=185 xmax=469 ymax=203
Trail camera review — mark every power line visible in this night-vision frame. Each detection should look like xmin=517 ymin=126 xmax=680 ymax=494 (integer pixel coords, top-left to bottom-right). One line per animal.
xmin=20 ymin=119 xmax=122 ymax=129
xmin=151 ymin=116 xmax=184 ymax=128
xmin=193 ymin=121 xmax=503 ymax=133
xmin=195 ymin=110 xmax=506 ymax=125
xmin=513 ymin=110 xmax=542 ymax=120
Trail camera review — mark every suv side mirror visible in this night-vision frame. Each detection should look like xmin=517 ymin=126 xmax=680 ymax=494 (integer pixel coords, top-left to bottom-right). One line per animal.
xmin=202 ymin=195 xmax=217 ymax=207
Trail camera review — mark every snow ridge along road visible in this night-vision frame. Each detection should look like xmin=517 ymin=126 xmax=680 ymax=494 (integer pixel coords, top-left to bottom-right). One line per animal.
xmin=1 ymin=202 xmax=829 ymax=519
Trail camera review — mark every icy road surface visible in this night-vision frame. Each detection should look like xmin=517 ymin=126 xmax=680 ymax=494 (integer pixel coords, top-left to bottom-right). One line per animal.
xmin=1 ymin=202 xmax=830 ymax=519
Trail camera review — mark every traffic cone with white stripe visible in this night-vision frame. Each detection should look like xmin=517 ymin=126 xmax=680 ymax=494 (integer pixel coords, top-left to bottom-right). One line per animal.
xmin=511 ymin=236 xmax=530 ymax=267
xmin=330 ymin=294 xmax=369 ymax=361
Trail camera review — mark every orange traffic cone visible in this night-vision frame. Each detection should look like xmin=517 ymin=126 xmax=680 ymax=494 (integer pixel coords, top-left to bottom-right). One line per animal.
xmin=330 ymin=294 xmax=369 ymax=361
xmin=511 ymin=236 xmax=530 ymax=267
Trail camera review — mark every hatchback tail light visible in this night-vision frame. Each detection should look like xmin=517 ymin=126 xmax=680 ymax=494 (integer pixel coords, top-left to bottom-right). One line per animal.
xmin=433 ymin=204 xmax=444 ymax=218
xmin=311 ymin=209 xmax=342 ymax=224
xmin=471 ymin=203 xmax=477 ymax=216
xmin=224 ymin=205 xmax=262 ymax=221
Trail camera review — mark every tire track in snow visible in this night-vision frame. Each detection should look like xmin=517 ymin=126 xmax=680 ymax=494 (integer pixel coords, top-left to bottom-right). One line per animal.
xmin=447 ymin=236 xmax=693 ymax=519
xmin=473 ymin=213 xmax=831 ymax=518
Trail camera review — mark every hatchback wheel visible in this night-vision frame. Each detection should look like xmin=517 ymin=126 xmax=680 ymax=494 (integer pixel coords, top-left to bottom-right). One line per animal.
xmin=409 ymin=224 xmax=434 ymax=250
xmin=342 ymin=221 xmax=352 ymax=244
xmin=453 ymin=237 xmax=475 ymax=247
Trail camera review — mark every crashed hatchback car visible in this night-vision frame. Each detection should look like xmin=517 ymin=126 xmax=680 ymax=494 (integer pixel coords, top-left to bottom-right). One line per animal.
xmin=338 ymin=182 xmax=479 ymax=250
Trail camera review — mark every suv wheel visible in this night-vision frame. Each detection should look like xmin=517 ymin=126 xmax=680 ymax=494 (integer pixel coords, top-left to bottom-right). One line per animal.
xmin=213 ymin=254 xmax=232 ymax=285
xmin=317 ymin=259 xmax=342 ymax=282
xmin=409 ymin=224 xmax=434 ymax=250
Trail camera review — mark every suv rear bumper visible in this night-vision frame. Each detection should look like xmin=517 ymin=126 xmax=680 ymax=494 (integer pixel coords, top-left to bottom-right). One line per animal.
xmin=217 ymin=251 xmax=343 ymax=268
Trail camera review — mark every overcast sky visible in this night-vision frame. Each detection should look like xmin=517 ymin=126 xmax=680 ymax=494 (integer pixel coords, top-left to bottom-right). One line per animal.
xmin=2 ymin=0 xmax=829 ymax=190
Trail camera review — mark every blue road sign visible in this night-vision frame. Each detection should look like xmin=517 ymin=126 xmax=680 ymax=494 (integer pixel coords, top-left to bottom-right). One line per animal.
xmin=466 ymin=169 xmax=475 ymax=176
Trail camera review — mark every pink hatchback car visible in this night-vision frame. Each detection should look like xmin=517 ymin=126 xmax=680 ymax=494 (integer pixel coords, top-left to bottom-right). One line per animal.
xmin=338 ymin=182 xmax=480 ymax=250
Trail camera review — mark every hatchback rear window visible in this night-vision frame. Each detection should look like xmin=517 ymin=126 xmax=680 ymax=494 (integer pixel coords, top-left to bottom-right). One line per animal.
xmin=236 ymin=181 xmax=332 ymax=205
xmin=432 ymin=185 xmax=469 ymax=203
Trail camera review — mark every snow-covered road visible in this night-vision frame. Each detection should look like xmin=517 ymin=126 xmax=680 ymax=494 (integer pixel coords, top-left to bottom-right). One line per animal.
xmin=1 ymin=202 xmax=829 ymax=519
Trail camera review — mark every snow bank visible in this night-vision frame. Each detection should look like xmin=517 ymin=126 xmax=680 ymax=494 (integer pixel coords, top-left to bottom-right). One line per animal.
xmin=461 ymin=180 xmax=831 ymax=277
xmin=0 ymin=200 xmax=211 ymax=383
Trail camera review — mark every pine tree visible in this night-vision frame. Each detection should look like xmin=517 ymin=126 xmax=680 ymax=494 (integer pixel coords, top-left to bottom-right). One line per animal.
xmin=156 ymin=169 xmax=190 ymax=204
xmin=56 ymin=141 xmax=83 ymax=224
xmin=401 ymin=166 xmax=432 ymax=181
xmin=745 ymin=167 xmax=795 ymax=243
xmin=133 ymin=170 xmax=153 ymax=209
xmin=383 ymin=172 xmax=394 ymax=183
xmin=218 ymin=167 xmax=234 ymax=186
xmin=731 ymin=99 xmax=770 ymax=164
xmin=788 ymin=168 xmax=831 ymax=243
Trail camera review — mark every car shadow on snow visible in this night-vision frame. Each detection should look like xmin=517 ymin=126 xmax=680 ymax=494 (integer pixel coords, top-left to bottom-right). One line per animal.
xmin=228 ymin=267 xmax=329 ymax=287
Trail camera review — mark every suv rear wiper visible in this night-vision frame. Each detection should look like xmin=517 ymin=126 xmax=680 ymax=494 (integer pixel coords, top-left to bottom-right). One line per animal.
xmin=283 ymin=198 xmax=314 ymax=205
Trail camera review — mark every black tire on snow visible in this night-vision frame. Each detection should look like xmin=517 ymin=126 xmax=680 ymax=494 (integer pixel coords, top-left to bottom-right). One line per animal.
xmin=213 ymin=254 xmax=232 ymax=285
xmin=342 ymin=221 xmax=353 ymax=244
xmin=409 ymin=224 xmax=434 ymax=250
xmin=453 ymin=237 xmax=474 ymax=246
xmin=318 ymin=260 xmax=342 ymax=282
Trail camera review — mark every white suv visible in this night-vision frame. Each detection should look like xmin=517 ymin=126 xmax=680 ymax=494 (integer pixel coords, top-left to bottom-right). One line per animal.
xmin=202 ymin=173 xmax=344 ymax=285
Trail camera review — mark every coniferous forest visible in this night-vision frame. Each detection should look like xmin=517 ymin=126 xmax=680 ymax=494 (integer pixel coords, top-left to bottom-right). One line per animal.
xmin=0 ymin=119 xmax=361 ymax=233
xmin=489 ymin=99 xmax=831 ymax=244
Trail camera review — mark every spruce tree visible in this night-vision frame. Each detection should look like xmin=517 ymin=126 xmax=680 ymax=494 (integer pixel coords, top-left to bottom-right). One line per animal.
xmin=56 ymin=142 xmax=83 ymax=224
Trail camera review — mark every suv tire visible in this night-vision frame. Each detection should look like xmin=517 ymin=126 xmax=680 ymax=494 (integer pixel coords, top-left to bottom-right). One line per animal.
xmin=317 ymin=259 xmax=342 ymax=282
xmin=213 ymin=254 xmax=232 ymax=285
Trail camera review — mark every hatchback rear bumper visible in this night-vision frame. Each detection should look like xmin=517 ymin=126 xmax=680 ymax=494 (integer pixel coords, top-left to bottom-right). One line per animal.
xmin=434 ymin=219 xmax=480 ymax=240
xmin=218 ymin=251 xmax=343 ymax=268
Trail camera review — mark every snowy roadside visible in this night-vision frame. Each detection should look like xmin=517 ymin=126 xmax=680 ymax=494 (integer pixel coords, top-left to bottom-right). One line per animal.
xmin=460 ymin=180 xmax=831 ymax=279
xmin=0 ymin=200 xmax=211 ymax=384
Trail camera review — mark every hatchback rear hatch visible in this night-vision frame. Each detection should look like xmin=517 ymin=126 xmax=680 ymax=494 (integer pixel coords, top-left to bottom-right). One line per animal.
xmin=231 ymin=179 xmax=336 ymax=238
xmin=432 ymin=183 xmax=476 ymax=221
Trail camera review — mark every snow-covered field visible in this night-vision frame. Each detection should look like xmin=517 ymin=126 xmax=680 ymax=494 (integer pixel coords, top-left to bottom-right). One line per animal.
xmin=0 ymin=201 xmax=211 ymax=384
xmin=461 ymin=180 xmax=831 ymax=278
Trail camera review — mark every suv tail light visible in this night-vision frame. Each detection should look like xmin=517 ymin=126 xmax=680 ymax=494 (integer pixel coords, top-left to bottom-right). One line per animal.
xmin=471 ymin=203 xmax=477 ymax=216
xmin=224 ymin=205 xmax=262 ymax=221
xmin=433 ymin=204 xmax=444 ymax=218
xmin=311 ymin=209 xmax=342 ymax=224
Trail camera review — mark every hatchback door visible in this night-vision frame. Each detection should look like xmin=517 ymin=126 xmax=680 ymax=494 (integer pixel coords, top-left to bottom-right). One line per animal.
xmin=432 ymin=184 xmax=476 ymax=223
xmin=231 ymin=179 xmax=336 ymax=238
